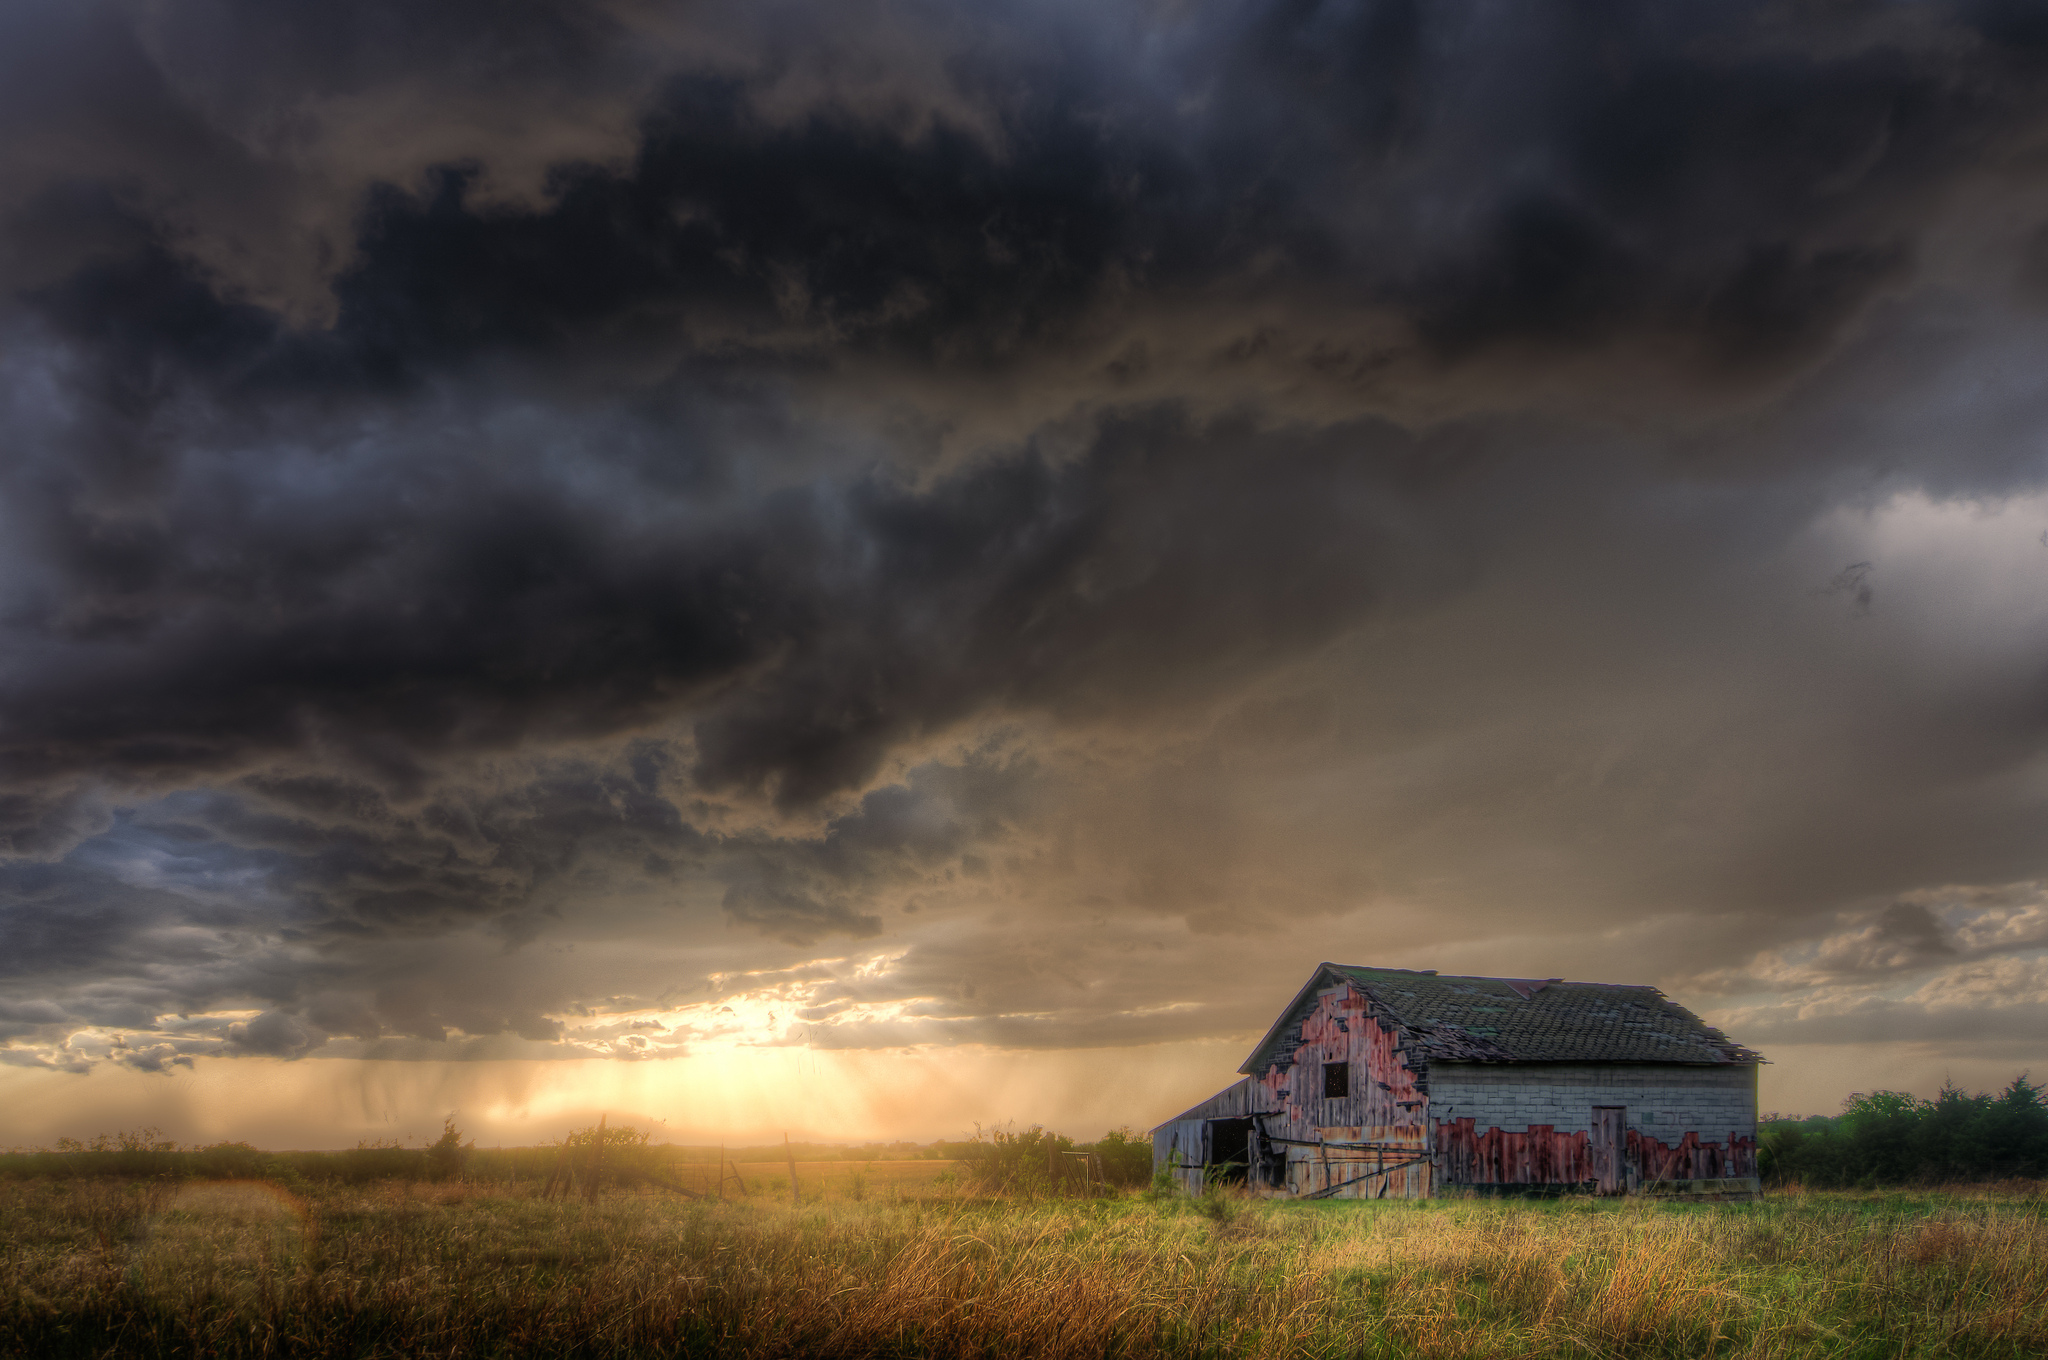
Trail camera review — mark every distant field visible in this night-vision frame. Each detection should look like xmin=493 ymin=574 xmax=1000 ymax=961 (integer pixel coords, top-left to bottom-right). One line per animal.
xmin=721 ymin=1158 xmax=964 ymax=1199
xmin=5 ymin=1177 xmax=2046 ymax=1357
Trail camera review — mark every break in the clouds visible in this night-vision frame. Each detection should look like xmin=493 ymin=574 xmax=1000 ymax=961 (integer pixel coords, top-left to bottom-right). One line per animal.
xmin=3 ymin=0 xmax=2048 ymax=1113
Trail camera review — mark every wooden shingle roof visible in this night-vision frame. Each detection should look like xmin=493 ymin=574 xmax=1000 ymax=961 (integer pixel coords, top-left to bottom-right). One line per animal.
xmin=1238 ymin=963 xmax=1763 ymax=1075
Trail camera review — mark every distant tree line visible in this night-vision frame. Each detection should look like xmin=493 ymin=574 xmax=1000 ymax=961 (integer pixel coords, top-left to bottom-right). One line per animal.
xmin=0 ymin=1119 xmax=1158 ymax=1191
xmin=0 ymin=1119 xmax=477 ymax=1187
xmin=1761 ymin=1077 xmax=2048 ymax=1186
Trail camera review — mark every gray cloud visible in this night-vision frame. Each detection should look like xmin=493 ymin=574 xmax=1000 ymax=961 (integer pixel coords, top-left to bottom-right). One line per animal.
xmin=226 ymin=1009 xmax=309 ymax=1057
xmin=3 ymin=0 xmax=2048 ymax=1091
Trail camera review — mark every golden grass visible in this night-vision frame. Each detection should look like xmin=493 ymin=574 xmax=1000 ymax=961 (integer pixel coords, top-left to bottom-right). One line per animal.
xmin=726 ymin=1158 xmax=967 ymax=1200
xmin=3 ymin=1177 xmax=2044 ymax=1357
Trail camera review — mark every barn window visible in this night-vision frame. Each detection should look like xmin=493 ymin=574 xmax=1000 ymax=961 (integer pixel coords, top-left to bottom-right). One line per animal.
xmin=1323 ymin=1062 xmax=1350 ymax=1099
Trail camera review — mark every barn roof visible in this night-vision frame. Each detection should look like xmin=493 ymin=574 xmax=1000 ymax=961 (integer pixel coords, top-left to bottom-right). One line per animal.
xmin=1238 ymin=962 xmax=1763 ymax=1075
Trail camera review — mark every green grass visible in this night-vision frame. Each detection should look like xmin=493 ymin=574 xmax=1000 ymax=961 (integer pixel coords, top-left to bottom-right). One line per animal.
xmin=3 ymin=1177 xmax=2044 ymax=1357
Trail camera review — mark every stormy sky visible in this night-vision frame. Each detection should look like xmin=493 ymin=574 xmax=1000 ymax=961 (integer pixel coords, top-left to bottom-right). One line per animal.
xmin=4 ymin=0 xmax=2048 ymax=1145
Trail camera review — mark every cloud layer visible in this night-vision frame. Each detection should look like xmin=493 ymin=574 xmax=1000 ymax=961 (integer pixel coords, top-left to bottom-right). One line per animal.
xmin=3 ymin=0 xmax=2047 ymax=1114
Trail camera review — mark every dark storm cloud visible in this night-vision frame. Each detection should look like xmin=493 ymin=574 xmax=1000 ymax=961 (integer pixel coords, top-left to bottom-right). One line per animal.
xmin=0 ymin=368 xmax=1429 ymax=818
xmin=0 ymin=740 xmax=1045 ymax=1058
xmin=18 ymin=0 xmax=2042 ymax=389
xmin=5 ymin=0 xmax=2048 ymax=1074
xmin=715 ymin=751 xmax=1041 ymax=941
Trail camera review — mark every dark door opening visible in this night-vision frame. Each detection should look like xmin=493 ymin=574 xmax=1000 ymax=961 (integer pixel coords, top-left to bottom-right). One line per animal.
xmin=1206 ymin=1117 xmax=1254 ymax=1184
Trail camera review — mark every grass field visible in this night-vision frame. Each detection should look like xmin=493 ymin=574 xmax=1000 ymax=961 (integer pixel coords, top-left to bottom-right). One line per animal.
xmin=4 ymin=1176 xmax=2045 ymax=1358
xmin=524 ymin=1159 xmax=968 ymax=1201
xmin=723 ymin=1159 xmax=968 ymax=1199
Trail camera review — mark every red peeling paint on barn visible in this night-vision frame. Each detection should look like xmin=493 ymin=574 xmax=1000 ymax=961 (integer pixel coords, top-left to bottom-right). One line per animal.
xmin=1431 ymin=1118 xmax=1757 ymax=1189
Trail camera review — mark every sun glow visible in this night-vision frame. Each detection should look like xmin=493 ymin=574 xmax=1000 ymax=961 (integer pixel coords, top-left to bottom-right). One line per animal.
xmin=0 ymin=1035 xmax=1257 ymax=1150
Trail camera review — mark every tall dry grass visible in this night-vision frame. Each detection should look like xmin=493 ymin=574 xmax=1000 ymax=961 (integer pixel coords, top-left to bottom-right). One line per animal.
xmin=3 ymin=1177 xmax=2045 ymax=1357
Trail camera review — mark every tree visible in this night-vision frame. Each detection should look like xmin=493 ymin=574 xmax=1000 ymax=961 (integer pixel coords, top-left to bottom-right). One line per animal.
xmin=1981 ymin=1075 xmax=2048 ymax=1177
xmin=426 ymin=1117 xmax=473 ymax=1181
xmin=1761 ymin=1074 xmax=2048 ymax=1185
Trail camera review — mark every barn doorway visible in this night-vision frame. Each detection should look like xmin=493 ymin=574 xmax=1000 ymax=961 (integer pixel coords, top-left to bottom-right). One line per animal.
xmin=1205 ymin=1117 xmax=1254 ymax=1185
xmin=1590 ymin=1106 xmax=1626 ymax=1194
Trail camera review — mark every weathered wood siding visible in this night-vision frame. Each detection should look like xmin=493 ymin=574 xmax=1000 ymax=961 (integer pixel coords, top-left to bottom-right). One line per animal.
xmin=1428 ymin=1061 xmax=1757 ymax=1190
xmin=1249 ymin=984 xmax=1427 ymax=1140
xmin=1246 ymin=983 xmax=1432 ymax=1199
xmin=1152 ymin=1077 xmax=1263 ymax=1195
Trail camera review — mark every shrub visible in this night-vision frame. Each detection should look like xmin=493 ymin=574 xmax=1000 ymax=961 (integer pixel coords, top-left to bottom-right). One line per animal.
xmin=962 ymin=1125 xmax=1078 ymax=1196
xmin=426 ymin=1118 xmax=472 ymax=1181
xmin=1088 ymin=1127 xmax=1155 ymax=1187
xmin=1149 ymin=1150 xmax=1185 ymax=1200
xmin=1762 ymin=1075 xmax=2048 ymax=1186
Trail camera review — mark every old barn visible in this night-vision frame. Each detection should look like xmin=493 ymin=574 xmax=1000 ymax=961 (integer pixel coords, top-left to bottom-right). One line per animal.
xmin=1153 ymin=963 xmax=1763 ymax=1199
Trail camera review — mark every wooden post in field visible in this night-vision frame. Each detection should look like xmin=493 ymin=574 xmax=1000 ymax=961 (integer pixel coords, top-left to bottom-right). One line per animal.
xmin=542 ymin=1139 xmax=573 ymax=1200
xmin=587 ymin=1113 xmax=606 ymax=1204
xmin=785 ymin=1132 xmax=800 ymax=1207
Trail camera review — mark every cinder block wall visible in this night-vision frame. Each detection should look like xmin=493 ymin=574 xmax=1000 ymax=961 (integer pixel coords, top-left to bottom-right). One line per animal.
xmin=1427 ymin=1061 xmax=1756 ymax=1138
